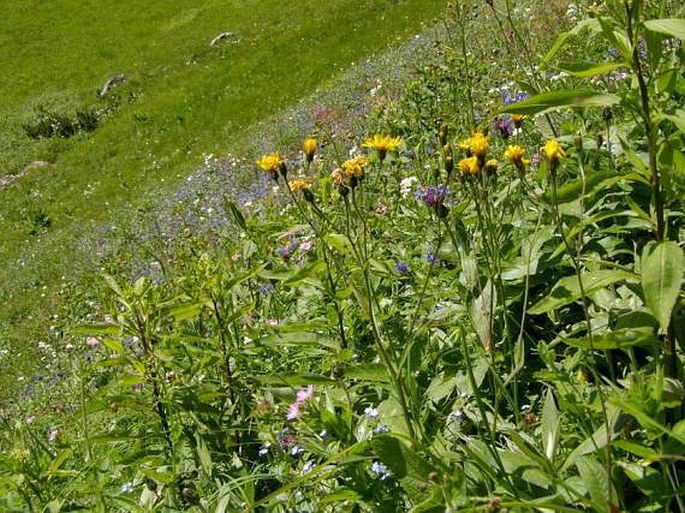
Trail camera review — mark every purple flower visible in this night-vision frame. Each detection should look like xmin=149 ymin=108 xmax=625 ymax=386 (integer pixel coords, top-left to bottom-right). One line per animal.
xmin=371 ymin=461 xmax=390 ymax=480
xmin=503 ymin=90 xmax=528 ymax=105
xmin=415 ymin=185 xmax=450 ymax=208
xmin=258 ymin=283 xmax=275 ymax=296
xmin=374 ymin=424 xmax=389 ymax=434
xmin=276 ymin=240 xmax=300 ymax=261
xmin=608 ymin=47 xmax=621 ymax=60
xmin=425 ymin=253 xmax=440 ymax=266
xmin=395 ymin=262 xmax=410 ymax=275
xmin=47 ymin=428 xmax=59 ymax=443
xmin=493 ymin=117 xmax=513 ymax=140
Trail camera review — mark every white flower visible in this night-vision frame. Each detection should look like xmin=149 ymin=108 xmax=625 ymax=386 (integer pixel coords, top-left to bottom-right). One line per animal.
xmin=400 ymin=176 xmax=418 ymax=198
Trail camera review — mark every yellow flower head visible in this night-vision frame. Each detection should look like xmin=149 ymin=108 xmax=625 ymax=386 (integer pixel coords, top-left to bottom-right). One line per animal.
xmin=342 ymin=155 xmax=369 ymax=179
xmin=331 ymin=167 xmax=346 ymax=187
xmin=485 ymin=159 xmax=499 ymax=173
xmin=303 ymin=138 xmax=318 ymax=162
xmin=511 ymin=114 xmax=527 ymax=127
xmin=542 ymin=140 xmax=566 ymax=165
xmin=458 ymin=156 xmax=480 ymax=176
xmin=256 ymin=153 xmax=283 ymax=174
xmin=289 ymin=176 xmax=313 ymax=192
xmin=459 ymin=132 xmax=489 ymax=158
xmin=504 ymin=145 xmax=530 ymax=167
xmin=362 ymin=134 xmax=402 ymax=160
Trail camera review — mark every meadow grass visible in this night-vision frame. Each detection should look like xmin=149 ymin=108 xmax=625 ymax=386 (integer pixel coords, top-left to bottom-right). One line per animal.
xmin=0 ymin=0 xmax=446 ymax=396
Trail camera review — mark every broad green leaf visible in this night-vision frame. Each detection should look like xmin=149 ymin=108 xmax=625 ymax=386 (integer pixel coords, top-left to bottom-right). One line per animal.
xmin=528 ymin=270 xmax=637 ymax=315
xmin=558 ymin=61 xmax=623 ymax=78
xmin=612 ymin=440 xmax=659 ymax=460
xmin=641 ymin=241 xmax=684 ymax=333
xmin=560 ymin=327 xmax=658 ymax=350
xmin=541 ymin=389 xmax=560 ymax=461
xmin=501 ymin=90 xmax=620 ymax=116
xmin=644 ymin=18 xmax=685 ymax=41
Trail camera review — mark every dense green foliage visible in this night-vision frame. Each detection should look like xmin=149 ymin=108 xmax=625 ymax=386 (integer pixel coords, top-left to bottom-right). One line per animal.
xmin=2 ymin=0 xmax=685 ymax=511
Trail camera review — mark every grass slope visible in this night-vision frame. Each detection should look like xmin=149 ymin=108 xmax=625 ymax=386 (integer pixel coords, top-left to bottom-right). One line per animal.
xmin=0 ymin=0 xmax=446 ymax=397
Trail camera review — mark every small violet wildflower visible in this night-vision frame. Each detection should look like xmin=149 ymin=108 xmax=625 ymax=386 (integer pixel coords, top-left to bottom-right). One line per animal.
xmin=121 ymin=482 xmax=135 ymax=493
xmin=374 ymin=424 xmax=390 ymax=435
xmin=395 ymin=262 xmax=411 ymax=275
xmin=47 ymin=428 xmax=59 ymax=443
xmin=364 ymin=406 xmax=379 ymax=419
xmin=371 ymin=461 xmax=390 ymax=480
xmin=414 ymin=184 xmax=450 ymax=208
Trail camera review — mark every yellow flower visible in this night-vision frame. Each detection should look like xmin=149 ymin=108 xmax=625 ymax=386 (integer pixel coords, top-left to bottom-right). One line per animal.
xmin=256 ymin=152 xmax=282 ymax=173
xmin=362 ymin=134 xmax=402 ymax=160
xmin=511 ymin=114 xmax=526 ymax=127
xmin=331 ymin=168 xmax=346 ymax=187
xmin=458 ymin=156 xmax=480 ymax=176
xmin=289 ymin=176 xmax=313 ymax=192
xmin=485 ymin=159 xmax=499 ymax=173
xmin=459 ymin=132 xmax=489 ymax=158
xmin=542 ymin=140 xmax=566 ymax=165
xmin=341 ymin=155 xmax=369 ymax=179
xmin=504 ymin=145 xmax=530 ymax=167
xmin=303 ymin=138 xmax=317 ymax=163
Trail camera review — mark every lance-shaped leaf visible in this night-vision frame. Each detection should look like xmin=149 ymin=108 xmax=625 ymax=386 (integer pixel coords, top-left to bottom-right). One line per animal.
xmin=644 ymin=18 xmax=685 ymax=41
xmin=501 ymin=90 xmax=620 ymax=116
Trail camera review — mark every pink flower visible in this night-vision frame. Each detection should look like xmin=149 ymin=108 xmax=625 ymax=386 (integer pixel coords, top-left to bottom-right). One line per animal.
xmin=47 ymin=428 xmax=59 ymax=443
xmin=286 ymin=385 xmax=314 ymax=421
xmin=287 ymin=402 xmax=301 ymax=420
xmin=296 ymin=385 xmax=314 ymax=403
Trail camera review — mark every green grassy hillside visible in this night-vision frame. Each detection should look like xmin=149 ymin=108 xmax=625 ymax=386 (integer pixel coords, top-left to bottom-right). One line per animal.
xmin=0 ymin=0 xmax=446 ymax=397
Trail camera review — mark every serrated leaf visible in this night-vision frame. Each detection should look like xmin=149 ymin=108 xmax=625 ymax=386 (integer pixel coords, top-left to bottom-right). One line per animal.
xmin=641 ymin=241 xmax=684 ymax=333
xmin=501 ymin=90 xmax=620 ymax=116
xmin=529 ymin=270 xmax=637 ymax=315
xmin=644 ymin=18 xmax=685 ymax=41
xmin=560 ymin=327 xmax=658 ymax=350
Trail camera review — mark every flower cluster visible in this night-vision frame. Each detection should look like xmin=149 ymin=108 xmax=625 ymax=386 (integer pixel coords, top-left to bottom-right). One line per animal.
xmin=286 ymin=385 xmax=314 ymax=421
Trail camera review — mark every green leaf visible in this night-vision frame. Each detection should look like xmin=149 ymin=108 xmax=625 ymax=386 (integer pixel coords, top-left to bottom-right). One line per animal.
xmin=641 ymin=241 xmax=684 ymax=333
xmin=541 ymin=389 xmax=560 ymax=461
xmin=560 ymin=327 xmax=658 ymax=350
xmin=620 ymin=462 xmax=668 ymax=499
xmin=542 ymin=18 xmax=601 ymax=65
xmin=223 ymin=199 xmax=247 ymax=231
xmin=345 ymin=363 xmax=390 ymax=383
xmin=325 ymin=233 xmax=354 ymax=255
xmin=558 ymin=61 xmax=623 ymax=78
xmin=501 ymin=90 xmax=620 ymax=116
xmin=543 ymin=170 xmax=623 ymax=204
xmin=644 ymin=18 xmax=685 ymax=41
xmin=70 ymin=322 xmax=120 ymax=336
xmin=576 ymin=456 xmax=613 ymax=512
xmin=528 ymin=270 xmax=638 ymax=315
xmin=257 ymin=331 xmax=339 ymax=350
xmin=254 ymin=373 xmax=335 ymax=386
